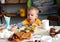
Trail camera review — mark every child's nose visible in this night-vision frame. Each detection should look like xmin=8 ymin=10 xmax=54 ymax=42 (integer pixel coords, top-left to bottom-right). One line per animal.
xmin=29 ymin=15 xmax=32 ymax=18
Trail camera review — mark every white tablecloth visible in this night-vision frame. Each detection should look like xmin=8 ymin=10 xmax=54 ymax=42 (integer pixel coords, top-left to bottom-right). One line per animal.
xmin=0 ymin=25 xmax=60 ymax=42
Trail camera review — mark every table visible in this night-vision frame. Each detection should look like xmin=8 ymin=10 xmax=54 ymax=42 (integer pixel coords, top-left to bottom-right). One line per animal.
xmin=0 ymin=25 xmax=60 ymax=42
xmin=23 ymin=26 xmax=60 ymax=42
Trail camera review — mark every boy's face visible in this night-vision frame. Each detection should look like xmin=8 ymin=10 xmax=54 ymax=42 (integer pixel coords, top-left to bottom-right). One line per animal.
xmin=27 ymin=9 xmax=38 ymax=23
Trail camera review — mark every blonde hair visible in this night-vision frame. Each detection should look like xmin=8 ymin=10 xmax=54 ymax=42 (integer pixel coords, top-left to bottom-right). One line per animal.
xmin=27 ymin=6 xmax=39 ymax=14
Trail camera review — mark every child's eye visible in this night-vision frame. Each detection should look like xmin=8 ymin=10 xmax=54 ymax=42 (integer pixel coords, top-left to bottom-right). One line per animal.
xmin=31 ymin=14 xmax=33 ymax=16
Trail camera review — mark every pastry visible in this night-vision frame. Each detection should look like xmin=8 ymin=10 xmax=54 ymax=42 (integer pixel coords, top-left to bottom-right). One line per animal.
xmin=14 ymin=38 xmax=22 ymax=42
xmin=50 ymin=28 xmax=56 ymax=37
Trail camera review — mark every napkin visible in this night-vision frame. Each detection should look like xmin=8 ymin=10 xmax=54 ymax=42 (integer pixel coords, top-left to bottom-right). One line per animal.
xmin=0 ymin=29 xmax=14 ymax=38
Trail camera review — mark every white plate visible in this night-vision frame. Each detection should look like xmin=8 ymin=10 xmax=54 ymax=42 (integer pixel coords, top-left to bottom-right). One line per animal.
xmin=41 ymin=36 xmax=52 ymax=42
xmin=55 ymin=34 xmax=60 ymax=38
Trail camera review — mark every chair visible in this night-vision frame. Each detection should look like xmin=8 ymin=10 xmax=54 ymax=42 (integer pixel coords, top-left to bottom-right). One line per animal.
xmin=47 ymin=15 xmax=58 ymax=25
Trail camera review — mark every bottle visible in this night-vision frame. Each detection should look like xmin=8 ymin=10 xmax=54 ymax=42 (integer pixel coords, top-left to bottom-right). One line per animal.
xmin=19 ymin=8 xmax=26 ymax=17
xmin=4 ymin=15 xmax=11 ymax=30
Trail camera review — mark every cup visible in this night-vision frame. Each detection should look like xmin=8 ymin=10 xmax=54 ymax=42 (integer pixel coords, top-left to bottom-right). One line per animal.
xmin=42 ymin=19 xmax=50 ymax=30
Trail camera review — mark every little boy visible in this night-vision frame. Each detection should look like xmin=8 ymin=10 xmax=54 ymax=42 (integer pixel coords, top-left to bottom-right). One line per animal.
xmin=12 ymin=6 xmax=41 ymax=31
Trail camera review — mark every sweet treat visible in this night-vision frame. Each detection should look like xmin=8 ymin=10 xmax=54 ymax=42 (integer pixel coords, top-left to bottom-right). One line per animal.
xmin=13 ymin=30 xmax=31 ymax=40
xmin=50 ymin=28 xmax=56 ymax=37
xmin=8 ymin=37 xmax=13 ymax=41
xmin=14 ymin=38 xmax=22 ymax=42
xmin=58 ymin=30 xmax=60 ymax=33
xmin=8 ymin=26 xmax=33 ymax=42
xmin=21 ymin=32 xmax=31 ymax=39
xmin=50 ymin=28 xmax=55 ymax=33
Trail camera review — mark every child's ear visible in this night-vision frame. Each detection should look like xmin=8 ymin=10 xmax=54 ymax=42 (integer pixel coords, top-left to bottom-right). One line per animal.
xmin=36 ymin=15 xmax=38 ymax=18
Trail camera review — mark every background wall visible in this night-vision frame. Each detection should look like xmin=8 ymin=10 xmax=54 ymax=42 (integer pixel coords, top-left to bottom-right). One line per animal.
xmin=0 ymin=0 xmax=60 ymax=26
xmin=0 ymin=4 xmax=48 ymax=24
xmin=1 ymin=4 xmax=26 ymax=13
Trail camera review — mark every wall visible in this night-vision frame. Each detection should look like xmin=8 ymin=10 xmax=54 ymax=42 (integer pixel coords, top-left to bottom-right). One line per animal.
xmin=0 ymin=15 xmax=58 ymax=26
xmin=0 ymin=4 xmax=47 ymax=24
xmin=0 ymin=1 xmax=59 ymax=25
xmin=1 ymin=4 xmax=26 ymax=13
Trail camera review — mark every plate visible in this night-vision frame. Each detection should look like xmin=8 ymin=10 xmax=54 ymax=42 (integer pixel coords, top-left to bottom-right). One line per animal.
xmin=41 ymin=36 xmax=52 ymax=42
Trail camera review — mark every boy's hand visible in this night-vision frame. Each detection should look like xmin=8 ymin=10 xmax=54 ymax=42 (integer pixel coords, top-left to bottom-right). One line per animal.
xmin=10 ymin=26 xmax=17 ymax=32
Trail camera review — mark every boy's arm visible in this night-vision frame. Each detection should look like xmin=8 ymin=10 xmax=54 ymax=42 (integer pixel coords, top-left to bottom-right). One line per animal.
xmin=15 ymin=22 xmax=23 ymax=28
xmin=10 ymin=22 xmax=23 ymax=32
xmin=10 ymin=26 xmax=18 ymax=32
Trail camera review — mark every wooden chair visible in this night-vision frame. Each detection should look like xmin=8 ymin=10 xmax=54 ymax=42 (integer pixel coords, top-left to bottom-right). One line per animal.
xmin=47 ymin=15 xmax=58 ymax=25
